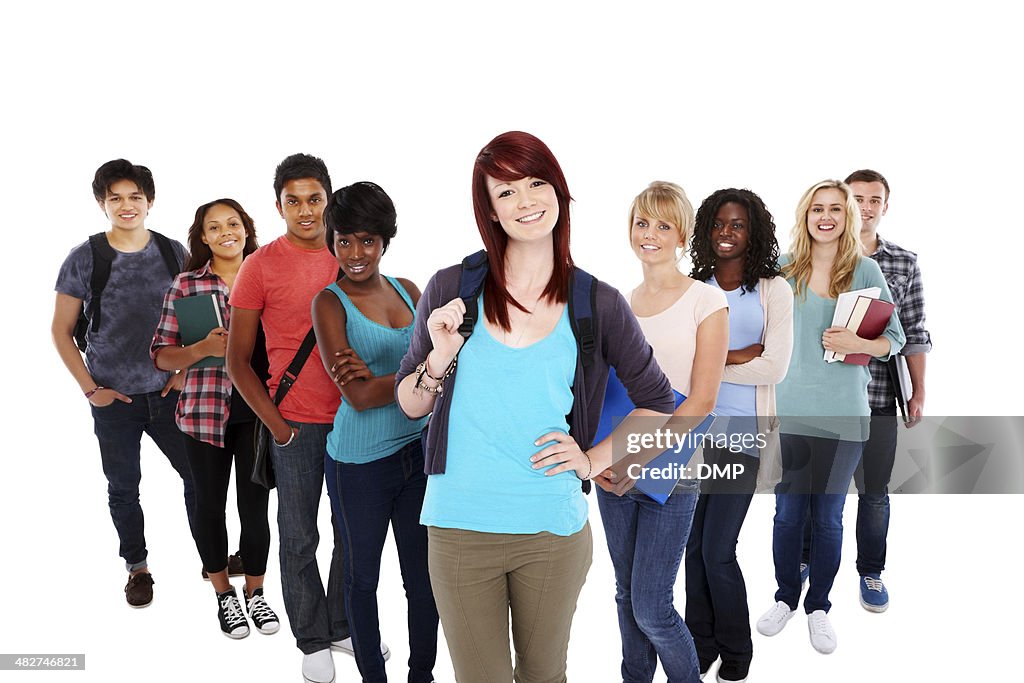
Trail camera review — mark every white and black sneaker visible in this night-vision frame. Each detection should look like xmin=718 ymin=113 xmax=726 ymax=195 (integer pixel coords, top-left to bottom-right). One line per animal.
xmin=244 ymin=587 xmax=280 ymax=635
xmin=217 ymin=588 xmax=250 ymax=639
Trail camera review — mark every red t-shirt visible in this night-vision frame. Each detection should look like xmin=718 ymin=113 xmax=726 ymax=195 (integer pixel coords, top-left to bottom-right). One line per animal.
xmin=230 ymin=235 xmax=340 ymax=423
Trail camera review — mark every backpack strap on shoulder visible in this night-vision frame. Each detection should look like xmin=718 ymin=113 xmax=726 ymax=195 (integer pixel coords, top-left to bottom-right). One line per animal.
xmin=457 ymin=250 xmax=489 ymax=339
xmin=568 ymin=267 xmax=597 ymax=368
xmin=149 ymin=230 xmax=182 ymax=276
xmin=86 ymin=232 xmax=117 ymax=333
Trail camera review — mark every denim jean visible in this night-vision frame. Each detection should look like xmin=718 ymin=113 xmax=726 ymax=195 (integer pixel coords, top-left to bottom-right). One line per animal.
xmin=91 ymin=389 xmax=196 ymax=572
xmin=799 ymin=407 xmax=897 ymax=576
xmin=774 ymin=434 xmax=863 ymax=614
xmin=325 ymin=439 xmax=438 ymax=683
xmin=598 ymin=480 xmax=701 ymax=683
xmin=272 ymin=420 xmax=349 ymax=654
xmin=684 ymin=448 xmax=758 ymax=674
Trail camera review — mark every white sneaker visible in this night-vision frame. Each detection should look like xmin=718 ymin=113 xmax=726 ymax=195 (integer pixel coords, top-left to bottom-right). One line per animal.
xmin=302 ymin=648 xmax=335 ymax=683
xmin=331 ymin=636 xmax=391 ymax=661
xmin=807 ymin=610 xmax=837 ymax=654
xmin=756 ymin=601 xmax=795 ymax=636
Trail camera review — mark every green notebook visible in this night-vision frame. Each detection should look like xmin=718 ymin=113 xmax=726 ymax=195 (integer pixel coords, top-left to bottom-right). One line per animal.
xmin=172 ymin=294 xmax=225 ymax=368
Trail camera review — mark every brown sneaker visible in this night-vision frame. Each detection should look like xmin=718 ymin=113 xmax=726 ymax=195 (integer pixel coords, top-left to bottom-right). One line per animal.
xmin=125 ymin=572 xmax=154 ymax=608
xmin=202 ymin=551 xmax=245 ymax=580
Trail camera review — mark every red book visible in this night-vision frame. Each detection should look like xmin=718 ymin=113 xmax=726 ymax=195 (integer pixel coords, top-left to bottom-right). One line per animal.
xmin=836 ymin=295 xmax=896 ymax=365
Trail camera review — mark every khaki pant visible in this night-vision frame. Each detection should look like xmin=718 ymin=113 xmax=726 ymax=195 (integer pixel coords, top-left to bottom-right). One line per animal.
xmin=427 ymin=523 xmax=593 ymax=683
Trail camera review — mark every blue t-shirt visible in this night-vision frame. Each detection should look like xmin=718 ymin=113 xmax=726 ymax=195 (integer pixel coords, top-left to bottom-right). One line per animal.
xmin=419 ymin=299 xmax=586 ymax=536
xmin=55 ymin=231 xmax=187 ymax=394
xmin=324 ymin=278 xmax=427 ymax=464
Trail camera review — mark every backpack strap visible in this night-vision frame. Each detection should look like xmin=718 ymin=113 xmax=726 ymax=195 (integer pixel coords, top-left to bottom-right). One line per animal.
xmin=457 ymin=250 xmax=489 ymax=339
xmin=568 ymin=267 xmax=597 ymax=368
xmin=273 ymin=327 xmax=318 ymax=405
xmin=149 ymin=230 xmax=183 ymax=277
xmin=85 ymin=232 xmax=117 ymax=334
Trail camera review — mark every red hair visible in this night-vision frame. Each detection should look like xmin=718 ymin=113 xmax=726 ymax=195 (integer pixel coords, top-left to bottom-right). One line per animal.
xmin=471 ymin=131 xmax=575 ymax=331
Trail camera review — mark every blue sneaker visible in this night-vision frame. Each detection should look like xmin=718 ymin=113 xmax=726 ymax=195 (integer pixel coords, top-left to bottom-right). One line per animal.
xmin=859 ymin=574 xmax=889 ymax=612
xmin=800 ymin=562 xmax=810 ymax=588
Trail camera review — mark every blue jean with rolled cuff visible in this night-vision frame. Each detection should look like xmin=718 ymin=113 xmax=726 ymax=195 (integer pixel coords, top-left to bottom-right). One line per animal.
xmin=598 ymin=480 xmax=701 ymax=683
xmin=91 ymin=389 xmax=196 ymax=572
xmin=774 ymin=434 xmax=863 ymax=614
xmin=272 ymin=420 xmax=349 ymax=654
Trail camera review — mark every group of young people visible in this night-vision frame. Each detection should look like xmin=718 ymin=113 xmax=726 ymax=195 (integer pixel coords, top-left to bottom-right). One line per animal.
xmin=52 ymin=132 xmax=930 ymax=683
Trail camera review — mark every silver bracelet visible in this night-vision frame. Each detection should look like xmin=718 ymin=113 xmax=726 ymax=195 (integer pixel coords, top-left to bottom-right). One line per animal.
xmin=274 ymin=427 xmax=297 ymax=447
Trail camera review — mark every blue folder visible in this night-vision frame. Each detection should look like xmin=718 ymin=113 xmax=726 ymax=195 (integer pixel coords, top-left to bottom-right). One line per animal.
xmin=594 ymin=367 xmax=715 ymax=504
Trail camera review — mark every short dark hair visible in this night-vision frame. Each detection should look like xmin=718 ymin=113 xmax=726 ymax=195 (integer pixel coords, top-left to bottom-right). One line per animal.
xmin=183 ymin=198 xmax=259 ymax=272
xmin=844 ymin=169 xmax=890 ymax=201
xmin=324 ymin=182 xmax=398 ymax=255
xmin=690 ymin=188 xmax=781 ymax=292
xmin=273 ymin=153 xmax=332 ymax=201
xmin=92 ymin=159 xmax=155 ymax=202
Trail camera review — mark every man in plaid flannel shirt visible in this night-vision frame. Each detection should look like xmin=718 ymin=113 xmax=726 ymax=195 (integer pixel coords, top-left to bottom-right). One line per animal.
xmin=846 ymin=169 xmax=932 ymax=612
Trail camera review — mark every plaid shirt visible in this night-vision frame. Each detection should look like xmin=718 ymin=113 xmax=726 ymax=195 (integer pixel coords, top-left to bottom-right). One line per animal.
xmin=867 ymin=235 xmax=932 ymax=409
xmin=150 ymin=262 xmax=234 ymax=447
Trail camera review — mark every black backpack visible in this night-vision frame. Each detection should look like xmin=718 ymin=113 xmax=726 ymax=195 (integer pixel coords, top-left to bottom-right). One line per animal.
xmin=74 ymin=231 xmax=181 ymax=352
xmin=456 ymin=250 xmax=597 ymax=366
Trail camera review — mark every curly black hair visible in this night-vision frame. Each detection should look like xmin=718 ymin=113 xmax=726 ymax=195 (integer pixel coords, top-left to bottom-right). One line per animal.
xmin=690 ymin=188 xmax=781 ymax=292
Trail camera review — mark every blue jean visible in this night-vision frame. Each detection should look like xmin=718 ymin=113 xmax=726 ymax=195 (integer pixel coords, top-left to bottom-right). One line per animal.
xmin=91 ymin=389 xmax=196 ymax=572
xmin=684 ymin=448 xmax=758 ymax=672
xmin=272 ymin=420 xmax=349 ymax=654
xmin=598 ymin=481 xmax=701 ymax=683
xmin=855 ymin=406 xmax=897 ymax=575
xmin=774 ymin=434 xmax=863 ymax=614
xmin=326 ymin=440 xmax=438 ymax=683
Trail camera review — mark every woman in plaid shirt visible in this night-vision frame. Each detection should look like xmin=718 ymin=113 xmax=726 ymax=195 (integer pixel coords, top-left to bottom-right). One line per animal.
xmin=150 ymin=199 xmax=280 ymax=641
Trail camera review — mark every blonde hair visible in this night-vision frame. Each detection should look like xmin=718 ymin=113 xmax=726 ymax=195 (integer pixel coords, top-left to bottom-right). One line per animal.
xmin=783 ymin=179 xmax=862 ymax=299
xmin=627 ymin=181 xmax=695 ymax=250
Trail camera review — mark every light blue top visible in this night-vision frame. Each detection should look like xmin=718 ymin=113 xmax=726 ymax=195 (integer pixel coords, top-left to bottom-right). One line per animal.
xmin=420 ymin=298 xmax=586 ymax=536
xmin=325 ymin=278 xmax=427 ymax=464
xmin=776 ymin=255 xmax=906 ymax=442
xmin=709 ymin=276 xmax=762 ymax=456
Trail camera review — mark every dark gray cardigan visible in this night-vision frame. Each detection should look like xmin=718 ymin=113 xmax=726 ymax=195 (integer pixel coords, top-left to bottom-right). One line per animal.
xmin=395 ymin=262 xmax=674 ymax=480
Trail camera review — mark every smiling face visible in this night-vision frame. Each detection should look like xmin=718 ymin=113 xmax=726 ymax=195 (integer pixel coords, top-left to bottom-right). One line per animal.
xmin=849 ymin=180 xmax=888 ymax=235
xmin=276 ymin=177 xmax=328 ymax=248
xmin=333 ymin=231 xmax=384 ymax=282
xmin=630 ymin=212 xmax=684 ymax=265
xmin=485 ymin=175 xmax=559 ymax=243
xmin=99 ymin=179 xmax=152 ymax=231
xmin=711 ymin=201 xmax=751 ymax=263
xmin=200 ymin=203 xmax=247 ymax=262
xmin=805 ymin=187 xmax=847 ymax=245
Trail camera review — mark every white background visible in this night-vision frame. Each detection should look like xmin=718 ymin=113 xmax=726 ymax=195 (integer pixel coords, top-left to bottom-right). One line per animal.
xmin=2 ymin=1 xmax=1022 ymax=681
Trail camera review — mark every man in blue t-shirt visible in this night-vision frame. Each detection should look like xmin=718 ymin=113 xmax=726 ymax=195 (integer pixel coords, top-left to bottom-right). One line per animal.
xmin=51 ymin=159 xmax=195 ymax=608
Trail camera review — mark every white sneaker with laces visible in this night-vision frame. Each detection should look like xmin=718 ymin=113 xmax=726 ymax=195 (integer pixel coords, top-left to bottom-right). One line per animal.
xmin=331 ymin=636 xmax=391 ymax=661
xmin=807 ymin=610 xmax=837 ymax=654
xmin=302 ymin=648 xmax=335 ymax=683
xmin=756 ymin=601 xmax=795 ymax=636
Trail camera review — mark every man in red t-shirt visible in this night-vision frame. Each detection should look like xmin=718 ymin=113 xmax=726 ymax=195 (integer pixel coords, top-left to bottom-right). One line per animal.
xmin=227 ymin=154 xmax=355 ymax=683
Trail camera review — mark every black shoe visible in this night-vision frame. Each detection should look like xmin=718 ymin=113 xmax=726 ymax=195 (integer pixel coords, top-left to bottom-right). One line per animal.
xmin=125 ymin=572 xmax=154 ymax=608
xmin=217 ymin=588 xmax=250 ymax=639
xmin=243 ymin=587 xmax=280 ymax=635
xmin=202 ymin=551 xmax=245 ymax=580
xmin=717 ymin=660 xmax=750 ymax=683
xmin=698 ymin=654 xmax=718 ymax=680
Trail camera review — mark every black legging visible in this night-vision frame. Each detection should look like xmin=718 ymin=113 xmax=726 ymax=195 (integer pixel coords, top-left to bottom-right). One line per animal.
xmin=184 ymin=421 xmax=270 ymax=576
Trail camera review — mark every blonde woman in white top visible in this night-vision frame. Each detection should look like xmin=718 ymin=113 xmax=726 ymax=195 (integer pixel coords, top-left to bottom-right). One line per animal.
xmin=595 ymin=181 xmax=729 ymax=683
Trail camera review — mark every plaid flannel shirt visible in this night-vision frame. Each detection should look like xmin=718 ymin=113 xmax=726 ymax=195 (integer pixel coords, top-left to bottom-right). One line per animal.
xmin=867 ymin=235 xmax=932 ymax=410
xmin=150 ymin=262 xmax=233 ymax=447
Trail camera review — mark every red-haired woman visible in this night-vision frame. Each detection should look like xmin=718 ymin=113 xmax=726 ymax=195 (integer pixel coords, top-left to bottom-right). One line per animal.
xmin=396 ymin=131 xmax=675 ymax=682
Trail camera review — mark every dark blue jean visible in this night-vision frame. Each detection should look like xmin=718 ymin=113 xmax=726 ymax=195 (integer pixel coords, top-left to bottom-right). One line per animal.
xmin=91 ymin=389 xmax=196 ymax=572
xmin=598 ymin=481 xmax=701 ymax=683
xmin=326 ymin=439 xmax=438 ymax=683
xmin=799 ymin=407 xmax=897 ymax=576
xmin=684 ymin=448 xmax=758 ymax=672
xmin=272 ymin=420 xmax=349 ymax=654
xmin=774 ymin=434 xmax=862 ymax=614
